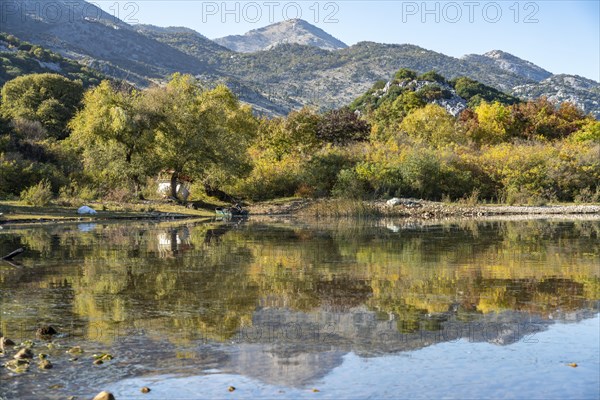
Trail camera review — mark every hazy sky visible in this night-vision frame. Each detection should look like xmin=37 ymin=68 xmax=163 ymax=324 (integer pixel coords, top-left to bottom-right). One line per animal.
xmin=95 ymin=1 xmax=600 ymax=81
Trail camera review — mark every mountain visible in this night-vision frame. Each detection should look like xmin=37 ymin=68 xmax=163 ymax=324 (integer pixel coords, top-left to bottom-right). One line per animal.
xmin=512 ymin=74 xmax=600 ymax=118
xmin=0 ymin=32 xmax=105 ymax=87
xmin=212 ymin=42 xmax=533 ymax=112
xmin=462 ymin=50 xmax=552 ymax=83
xmin=1 ymin=1 xmax=598 ymax=117
xmin=1 ymin=0 xmax=211 ymax=85
xmin=214 ymin=19 xmax=348 ymax=52
xmin=133 ymin=24 xmax=231 ymax=59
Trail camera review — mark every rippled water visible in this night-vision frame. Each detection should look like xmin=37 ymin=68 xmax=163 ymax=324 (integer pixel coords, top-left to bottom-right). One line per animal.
xmin=0 ymin=217 xmax=599 ymax=399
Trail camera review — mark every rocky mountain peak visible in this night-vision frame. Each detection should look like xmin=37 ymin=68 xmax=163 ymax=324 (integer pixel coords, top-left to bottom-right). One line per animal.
xmin=214 ymin=18 xmax=348 ymax=53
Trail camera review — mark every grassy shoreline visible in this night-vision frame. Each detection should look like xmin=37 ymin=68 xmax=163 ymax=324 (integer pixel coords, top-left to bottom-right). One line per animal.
xmin=1 ymin=198 xmax=599 ymax=226
xmin=0 ymin=200 xmax=215 ymax=225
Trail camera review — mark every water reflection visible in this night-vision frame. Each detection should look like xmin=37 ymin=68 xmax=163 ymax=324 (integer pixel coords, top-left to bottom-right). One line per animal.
xmin=0 ymin=218 xmax=598 ymax=396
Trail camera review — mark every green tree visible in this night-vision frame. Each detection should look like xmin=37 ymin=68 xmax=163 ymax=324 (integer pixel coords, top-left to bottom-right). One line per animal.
xmin=1 ymin=73 xmax=83 ymax=139
xmin=418 ymin=70 xmax=446 ymax=83
xmin=69 ymin=80 xmax=158 ymax=194
xmin=258 ymin=107 xmax=321 ymax=161
xmin=152 ymin=74 xmax=257 ymax=199
xmin=394 ymin=68 xmax=418 ymax=82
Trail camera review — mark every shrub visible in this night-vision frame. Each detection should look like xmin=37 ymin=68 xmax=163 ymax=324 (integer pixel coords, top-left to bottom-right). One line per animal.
xmin=236 ymin=155 xmax=302 ymax=201
xmin=20 ymin=179 xmax=53 ymax=206
xmin=301 ymin=148 xmax=356 ymax=197
xmin=332 ymin=169 xmax=372 ymax=199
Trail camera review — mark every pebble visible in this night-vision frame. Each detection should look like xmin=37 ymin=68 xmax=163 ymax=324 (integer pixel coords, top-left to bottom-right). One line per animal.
xmin=141 ymin=387 xmax=151 ymax=393
xmin=67 ymin=346 xmax=83 ymax=354
xmin=14 ymin=348 xmax=34 ymax=359
xmin=4 ymin=358 xmax=30 ymax=372
xmin=228 ymin=386 xmax=236 ymax=392
xmin=38 ymin=359 xmax=53 ymax=369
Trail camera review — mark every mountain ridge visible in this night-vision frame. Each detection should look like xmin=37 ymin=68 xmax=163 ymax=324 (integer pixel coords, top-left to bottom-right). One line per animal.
xmin=1 ymin=1 xmax=598 ymax=117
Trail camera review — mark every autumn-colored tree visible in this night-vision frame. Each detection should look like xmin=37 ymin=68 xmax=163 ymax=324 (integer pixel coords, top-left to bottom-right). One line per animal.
xmin=398 ymin=104 xmax=457 ymax=146
xmin=512 ymin=97 xmax=588 ymax=140
xmin=471 ymin=101 xmax=512 ymax=144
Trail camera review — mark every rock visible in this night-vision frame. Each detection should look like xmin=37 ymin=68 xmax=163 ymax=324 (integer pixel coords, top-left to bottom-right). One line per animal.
xmin=37 ymin=326 xmax=58 ymax=337
xmin=14 ymin=348 xmax=34 ymax=359
xmin=228 ymin=386 xmax=236 ymax=392
xmin=67 ymin=346 xmax=83 ymax=354
xmin=93 ymin=391 xmax=115 ymax=400
xmin=4 ymin=358 xmax=30 ymax=372
xmin=386 ymin=197 xmax=402 ymax=206
xmin=93 ymin=359 xmax=103 ymax=365
xmin=38 ymin=359 xmax=53 ymax=369
xmin=386 ymin=197 xmax=422 ymax=208
xmin=0 ymin=337 xmax=15 ymax=353
xmin=77 ymin=206 xmax=97 ymax=215
xmin=141 ymin=387 xmax=151 ymax=393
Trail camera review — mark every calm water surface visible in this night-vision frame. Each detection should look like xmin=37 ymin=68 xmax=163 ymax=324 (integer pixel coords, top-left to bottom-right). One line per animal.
xmin=0 ymin=217 xmax=599 ymax=399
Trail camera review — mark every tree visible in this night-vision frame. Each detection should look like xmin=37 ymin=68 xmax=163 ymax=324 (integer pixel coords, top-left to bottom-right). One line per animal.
xmin=151 ymin=74 xmax=257 ymax=199
xmin=394 ymin=68 xmax=418 ymax=82
xmin=258 ymin=107 xmax=321 ymax=161
xmin=418 ymin=70 xmax=446 ymax=83
xmin=512 ymin=98 xmax=589 ymax=140
xmin=398 ymin=104 xmax=457 ymax=146
xmin=451 ymin=77 xmax=519 ymax=107
xmin=1 ymin=73 xmax=83 ymax=139
xmin=472 ymin=101 xmax=512 ymax=144
xmin=69 ymin=80 xmax=158 ymax=194
xmin=316 ymin=107 xmax=370 ymax=145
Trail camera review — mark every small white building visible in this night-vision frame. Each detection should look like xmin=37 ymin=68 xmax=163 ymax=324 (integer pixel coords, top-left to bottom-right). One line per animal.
xmin=156 ymin=171 xmax=191 ymax=201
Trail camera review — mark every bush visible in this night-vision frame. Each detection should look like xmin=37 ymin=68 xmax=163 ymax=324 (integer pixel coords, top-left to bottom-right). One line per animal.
xmin=574 ymin=187 xmax=600 ymax=204
xmin=332 ymin=169 xmax=371 ymax=199
xmin=301 ymin=148 xmax=356 ymax=197
xmin=20 ymin=179 xmax=53 ymax=206
xmin=236 ymin=155 xmax=302 ymax=201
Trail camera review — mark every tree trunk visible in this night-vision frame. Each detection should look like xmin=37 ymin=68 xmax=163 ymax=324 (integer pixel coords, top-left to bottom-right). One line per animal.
xmin=170 ymin=171 xmax=179 ymax=200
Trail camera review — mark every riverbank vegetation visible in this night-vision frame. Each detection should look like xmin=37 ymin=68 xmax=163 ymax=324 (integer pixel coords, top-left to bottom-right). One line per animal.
xmin=1 ymin=69 xmax=599 ymax=209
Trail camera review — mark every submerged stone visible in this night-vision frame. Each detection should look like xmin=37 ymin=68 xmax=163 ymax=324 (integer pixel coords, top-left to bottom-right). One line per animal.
xmin=67 ymin=346 xmax=83 ymax=354
xmin=37 ymin=326 xmax=58 ymax=337
xmin=5 ymin=358 xmax=30 ymax=373
xmin=14 ymin=348 xmax=33 ymax=359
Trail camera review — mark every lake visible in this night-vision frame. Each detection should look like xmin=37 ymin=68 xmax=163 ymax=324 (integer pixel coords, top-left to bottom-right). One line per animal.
xmin=1 ymin=217 xmax=599 ymax=399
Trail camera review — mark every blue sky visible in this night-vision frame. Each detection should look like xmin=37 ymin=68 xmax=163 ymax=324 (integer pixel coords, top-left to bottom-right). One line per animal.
xmin=95 ymin=1 xmax=600 ymax=81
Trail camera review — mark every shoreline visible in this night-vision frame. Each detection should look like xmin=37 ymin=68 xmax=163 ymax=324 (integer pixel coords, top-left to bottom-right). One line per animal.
xmin=1 ymin=199 xmax=599 ymax=226
xmin=247 ymin=198 xmax=600 ymax=218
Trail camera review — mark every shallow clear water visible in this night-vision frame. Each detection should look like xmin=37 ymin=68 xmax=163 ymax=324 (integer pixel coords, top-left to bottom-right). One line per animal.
xmin=0 ymin=217 xmax=599 ymax=399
